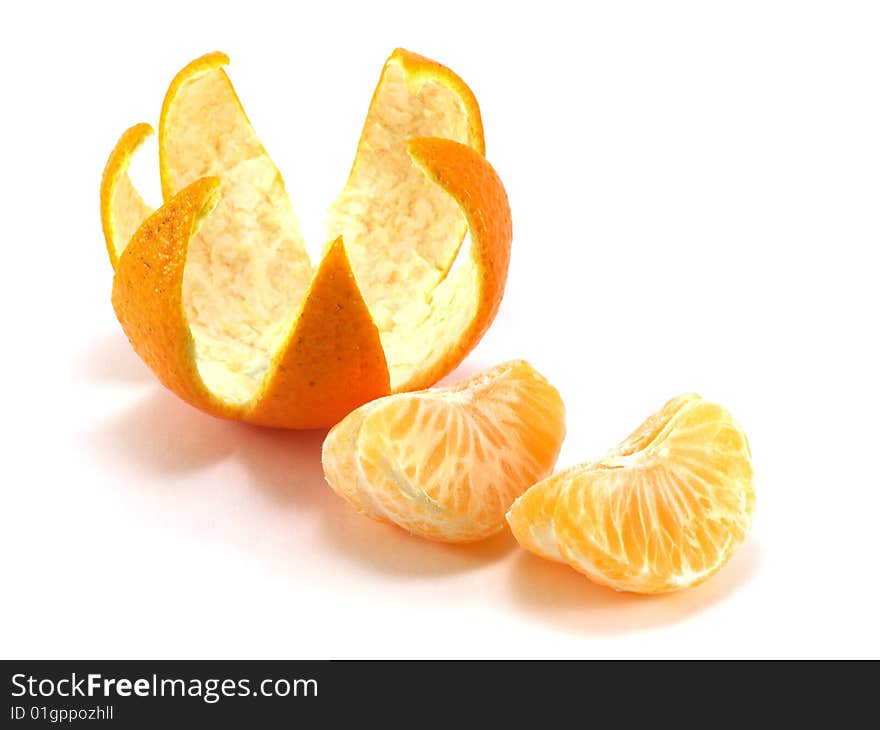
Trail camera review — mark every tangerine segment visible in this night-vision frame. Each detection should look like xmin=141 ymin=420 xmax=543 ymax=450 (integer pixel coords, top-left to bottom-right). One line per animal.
xmin=322 ymin=361 xmax=566 ymax=543
xmin=503 ymin=476 xmax=567 ymax=562
xmin=506 ymin=394 xmax=755 ymax=593
xmin=99 ymin=123 xmax=155 ymax=268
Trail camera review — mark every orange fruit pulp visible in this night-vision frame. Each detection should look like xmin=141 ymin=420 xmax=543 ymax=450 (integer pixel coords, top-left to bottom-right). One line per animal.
xmin=507 ymin=393 xmax=755 ymax=593
xmin=322 ymin=361 xmax=566 ymax=543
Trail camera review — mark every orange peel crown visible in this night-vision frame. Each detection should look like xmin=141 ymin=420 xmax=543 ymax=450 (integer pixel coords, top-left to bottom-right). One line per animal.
xmin=101 ymin=50 xmax=511 ymax=428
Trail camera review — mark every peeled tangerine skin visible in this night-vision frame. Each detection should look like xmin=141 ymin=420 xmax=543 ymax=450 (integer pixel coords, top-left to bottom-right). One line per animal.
xmin=112 ymin=178 xmax=390 ymax=428
xmin=101 ymin=50 xmax=512 ymax=428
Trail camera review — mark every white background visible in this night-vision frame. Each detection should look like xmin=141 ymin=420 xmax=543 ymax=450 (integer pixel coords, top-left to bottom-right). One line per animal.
xmin=2 ymin=1 xmax=878 ymax=659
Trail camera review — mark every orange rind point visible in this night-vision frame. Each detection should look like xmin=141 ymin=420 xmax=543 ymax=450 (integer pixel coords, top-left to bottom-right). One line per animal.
xmin=391 ymin=48 xmax=485 ymax=154
xmin=246 ymin=238 xmax=390 ymax=429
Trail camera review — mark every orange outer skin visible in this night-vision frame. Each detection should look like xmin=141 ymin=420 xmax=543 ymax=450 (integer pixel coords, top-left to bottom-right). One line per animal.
xmin=99 ymin=122 xmax=154 ymax=269
xmin=111 ymin=178 xmax=390 ymax=428
xmin=246 ymin=237 xmax=389 ymax=428
xmin=111 ymin=178 xmax=231 ymax=417
xmin=107 ymin=137 xmax=510 ymax=428
xmin=103 ymin=52 xmax=510 ymax=429
xmin=158 ymin=51 xmax=230 ymax=200
xmin=403 ymin=137 xmax=512 ymax=391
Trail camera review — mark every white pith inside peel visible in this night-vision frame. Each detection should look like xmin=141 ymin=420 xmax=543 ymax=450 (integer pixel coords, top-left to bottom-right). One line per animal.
xmin=109 ymin=51 xmax=485 ymax=406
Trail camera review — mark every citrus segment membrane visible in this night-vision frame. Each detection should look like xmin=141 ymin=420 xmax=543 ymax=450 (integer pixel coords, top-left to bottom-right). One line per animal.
xmin=100 ymin=50 xmax=509 ymax=429
xmin=322 ymin=361 xmax=566 ymax=543
xmin=506 ymin=394 xmax=755 ymax=593
xmin=504 ymin=477 xmax=567 ymax=562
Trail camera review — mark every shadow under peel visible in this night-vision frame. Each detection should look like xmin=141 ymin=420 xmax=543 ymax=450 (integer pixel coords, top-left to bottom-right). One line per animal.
xmin=82 ymin=363 xmax=514 ymax=579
